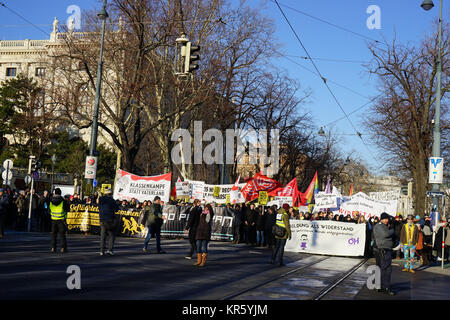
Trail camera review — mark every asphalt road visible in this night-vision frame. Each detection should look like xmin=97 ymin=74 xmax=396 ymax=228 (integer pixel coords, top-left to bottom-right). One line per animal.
xmin=0 ymin=231 xmax=306 ymax=300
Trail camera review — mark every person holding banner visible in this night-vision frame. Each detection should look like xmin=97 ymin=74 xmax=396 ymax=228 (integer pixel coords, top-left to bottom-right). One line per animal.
xmin=270 ymin=204 xmax=291 ymax=267
xmin=194 ymin=204 xmax=214 ymax=267
xmin=143 ymin=196 xmax=166 ymax=254
xmin=184 ymin=199 xmax=202 ymax=259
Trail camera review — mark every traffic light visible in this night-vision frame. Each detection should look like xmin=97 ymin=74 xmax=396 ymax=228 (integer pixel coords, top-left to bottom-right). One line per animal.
xmin=184 ymin=41 xmax=200 ymax=73
xmin=28 ymin=156 xmax=36 ymax=175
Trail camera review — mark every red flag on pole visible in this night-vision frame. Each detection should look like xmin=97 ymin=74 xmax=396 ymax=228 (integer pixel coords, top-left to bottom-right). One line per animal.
xmin=240 ymin=172 xmax=281 ymax=201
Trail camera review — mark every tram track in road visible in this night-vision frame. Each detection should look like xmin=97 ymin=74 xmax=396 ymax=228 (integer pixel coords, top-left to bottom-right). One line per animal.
xmin=221 ymin=256 xmax=370 ymax=300
xmin=220 ymin=256 xmax=333 ymax=300
xmin=311 ymin=258 xmax=369 ymax=300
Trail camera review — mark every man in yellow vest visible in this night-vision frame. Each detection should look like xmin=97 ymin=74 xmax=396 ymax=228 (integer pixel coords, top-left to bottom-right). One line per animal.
xmin=50 ymin=188 xmax=70 ymax=253
xmin=400 ymin=214 xmax=419 ymax=273
xmin=270 ymin=203 xmax=291 ymax=266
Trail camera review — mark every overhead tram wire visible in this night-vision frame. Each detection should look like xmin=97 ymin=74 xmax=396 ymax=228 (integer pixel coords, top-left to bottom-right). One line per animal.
xmin=273 ymin=0 xmax=384 ymax=170
xmin=270 ymin=0 xmax=381 ymax=44
xmin=0 ymin=1 xmax=50 ymax=37
xmin=277 ymin=52 xmax=373 ymax=101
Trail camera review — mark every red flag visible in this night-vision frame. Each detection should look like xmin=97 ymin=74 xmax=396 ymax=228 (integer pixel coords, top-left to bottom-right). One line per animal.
xmin=268 ymin=178 xmax=300 ymax=206
xmin=170 ymin=177 xmax=182 ymax=200
xmin=349 ymin=183 xmax=353 ymax=196
xmin=240 ymin=172 xmax=281 ymax=201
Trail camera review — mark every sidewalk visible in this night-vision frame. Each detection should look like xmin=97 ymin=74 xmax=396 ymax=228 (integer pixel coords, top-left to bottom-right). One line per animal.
xmin=356 ymin=258 xmax=450 ymax=300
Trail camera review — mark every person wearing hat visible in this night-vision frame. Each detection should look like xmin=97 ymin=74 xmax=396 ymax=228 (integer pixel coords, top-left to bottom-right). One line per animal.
xmin=270 ymin=203 xmax=291 ymax=267
xmin=373 ymin=212 xmax=395 ymax=295
xmin=49 ymin=188 xmax=71 ymax=253
xmin=97 ymin=188 xmax=119 ymax=255
xmin=400 ymin=214 xmax=420 ymax=273
xmin=0 ymin=188 xmax=9 ymax=239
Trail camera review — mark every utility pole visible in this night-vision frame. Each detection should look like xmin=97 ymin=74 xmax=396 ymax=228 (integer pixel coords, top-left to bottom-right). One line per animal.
xmin=86 ymin=0 xmax=108 ymax=188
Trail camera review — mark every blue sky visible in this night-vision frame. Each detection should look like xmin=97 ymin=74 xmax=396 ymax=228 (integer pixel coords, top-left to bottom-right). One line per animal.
xmin=0 ymin=0 xmax=447 ymax=175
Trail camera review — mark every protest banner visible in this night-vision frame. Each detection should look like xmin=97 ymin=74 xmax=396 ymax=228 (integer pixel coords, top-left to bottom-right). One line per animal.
xmin=285 ymin=220 xmax=366 ymax=256
xmin=113 ymin=170 xmax=172 ymax=203
xmin=67 ymin=204 xmax=234 ymax=241
xmin=201 ymin=183 xmax=246 ymax=204
xmin=333 ymin=192 xmax=397 ymax=219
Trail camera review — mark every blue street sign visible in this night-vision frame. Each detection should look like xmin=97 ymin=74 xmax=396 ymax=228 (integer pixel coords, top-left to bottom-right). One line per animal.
xmin=426 ymin=191 xmax=445 ymax=197
xmin=93 ymin=179 xmax=98 ymax=187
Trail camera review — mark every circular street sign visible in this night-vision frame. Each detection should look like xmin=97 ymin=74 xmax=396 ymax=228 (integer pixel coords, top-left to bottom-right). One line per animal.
xmin=1 ymin=170 xmax=12 ymax=181
xmin=2 ymin=159 xmax=13 ymax=169
xmin=24 ymin=175 xmax=32 ymax=185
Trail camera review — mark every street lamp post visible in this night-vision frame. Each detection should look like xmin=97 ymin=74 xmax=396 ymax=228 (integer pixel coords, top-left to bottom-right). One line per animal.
xmin=87 ymin=0 xmax=108 ymax=187
xmin=51 ymin=154 xmax=56 ymax=193
xmin=422 ymin=0 xmax=443 ymax=216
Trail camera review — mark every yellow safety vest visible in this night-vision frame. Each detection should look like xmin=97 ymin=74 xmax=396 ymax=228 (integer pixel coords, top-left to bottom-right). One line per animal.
xmin=276 ymin=212 xmax=287 ymax=228
xmin=50 ymin=202 xmax=66 ymax=220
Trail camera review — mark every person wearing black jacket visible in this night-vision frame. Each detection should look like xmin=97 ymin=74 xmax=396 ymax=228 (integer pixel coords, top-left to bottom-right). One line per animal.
xmin=231 ymin=204 xmax=243 ymax=244
xmin=256 ymin=206 xmax=266 ymax=247
xmin=264 ymin=206 xmax=277 ymax=248
xmin=143 ymin=196 xmax=166 ymax=253
xmin=184 ymin=199 xmax=202 ymax=259
xmin=49 ymin=188 xmax=71 ymax=253
xmin=0 ymin=188 xmax=9 ymax=239
xmin=97 ymin=188 xmax=119 ymax=256
xmin=244 ymin=203 xmax=258 ymax=245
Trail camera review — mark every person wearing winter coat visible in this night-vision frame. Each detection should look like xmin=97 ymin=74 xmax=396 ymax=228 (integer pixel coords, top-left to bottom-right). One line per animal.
xmin=264 ymin=206 xmax=277 ymax=248
xmin=244 ymin=203 xmax=258 ymax=245
xmin=0 ymin=188 xmax=9 ymax=239
xmin=400 ymin=215 xmax=420 ymax=273
xmin=270 ymin=203 xmax=291 ymax=267
xmin=194 ymin=204 xmax=214 ymax=267
xmin=184 ymin=199 xmax=202 ymax=259
xmin=49 ymin=188 xmax=71 ymax=253
xmin=256 ymin=207 xmax=266 ymax=247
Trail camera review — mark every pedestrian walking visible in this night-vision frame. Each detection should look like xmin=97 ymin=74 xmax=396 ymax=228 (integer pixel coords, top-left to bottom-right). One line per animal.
xmin=194 ymin=204 xmax=214 ymax=267
xmin=97 ymin=188 xmax=119 ymax=256
xmin=400 ymin=215 xmax=419 ymax=273
xmin=184 ymin=199 xmax=202 ymax=259
xmin=49 ymin=188 xmax=70 ymax=253
xmin=0 ymin=188 xmax=9 ymax=239
xmin=372 ymin=212 xmax=395 ymax=295
xmin=142 ymin=196 xmax=166 ymax=253
xmin=270 ymin=203 xmax=291 ymax=267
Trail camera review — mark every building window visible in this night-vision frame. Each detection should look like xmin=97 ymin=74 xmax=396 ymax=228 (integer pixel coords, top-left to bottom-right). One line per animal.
xmin=35 ymin=67 xmax=46 ymax=77
xmin=6 ymin=67 xmax=17 ymax=77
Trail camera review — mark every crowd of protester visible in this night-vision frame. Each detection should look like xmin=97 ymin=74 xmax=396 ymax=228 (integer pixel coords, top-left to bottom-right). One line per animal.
xmin=0 ymin=185 xmax=449 ymax=268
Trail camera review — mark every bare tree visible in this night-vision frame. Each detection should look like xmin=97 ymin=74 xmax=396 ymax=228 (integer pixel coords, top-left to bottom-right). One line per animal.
xmin=364 ymin=23 xmax=449 ymax=215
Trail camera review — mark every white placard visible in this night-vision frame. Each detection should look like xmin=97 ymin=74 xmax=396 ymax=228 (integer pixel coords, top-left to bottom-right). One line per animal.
xmin=285 ymin=220 xmax=366 ymax=256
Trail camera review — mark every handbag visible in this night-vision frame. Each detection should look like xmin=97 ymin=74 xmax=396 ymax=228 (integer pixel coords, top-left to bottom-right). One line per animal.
xmin=272 ymin=224 xmax=286 ymax=237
